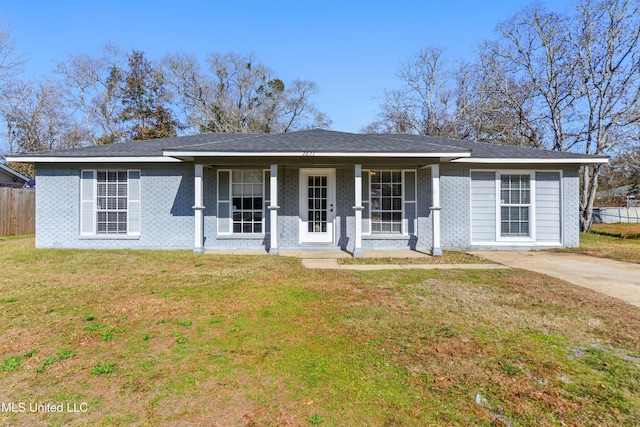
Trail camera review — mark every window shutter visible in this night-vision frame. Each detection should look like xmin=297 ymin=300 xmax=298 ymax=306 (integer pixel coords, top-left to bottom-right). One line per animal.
xmin=80 ymin=170 xmax=95 ymax=234
xmin=361 ymin=170 xmax=370 ymax=233
xmin=218 ymin=170 xmax=231 ymax=233
xmin=264 ymin=169 xmax=271 ymax=234
xmin=128 ymin=170 xmax=141 ymax=235
xmin=403 ymin=171 xmax=416 ymax=235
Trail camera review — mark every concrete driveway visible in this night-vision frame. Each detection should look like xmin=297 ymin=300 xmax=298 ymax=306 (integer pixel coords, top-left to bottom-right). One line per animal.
xmin=473 ymin=251 xmax=640 ymax=308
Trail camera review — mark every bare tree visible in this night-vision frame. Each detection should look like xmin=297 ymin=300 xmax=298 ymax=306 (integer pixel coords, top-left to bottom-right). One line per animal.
xmin=0 ymin=24 xmax=27 ymax=156
xmin=486 ymin=3 xmax=580 ymax=152
xmin=10 ymin=82 xmax=85 ymax=153
xmin=368 ymin=47 xmax=458 ymax=136
xmin=468 ymin=0 xmax=640 ymax=230
xmin=0 ymin=80 xmax=33 ymax=154
xmin=0 ymin=24 xmax=24 ymax=88
xmin=573 ymin=0 xmax=640 ymax=230
xmin=56 ymin=45 xmax=127 ymax=144
xmin=163 ymin=51 xmax=329 ymax=134
xmin=366 ymin=46 xmax=540 ymax=144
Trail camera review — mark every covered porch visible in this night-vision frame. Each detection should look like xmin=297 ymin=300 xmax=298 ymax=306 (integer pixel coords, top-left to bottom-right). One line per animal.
xmin=186 ymin=160 xmax=446 ymax=257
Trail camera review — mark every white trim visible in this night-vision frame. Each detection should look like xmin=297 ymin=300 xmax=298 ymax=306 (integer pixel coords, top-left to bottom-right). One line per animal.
xmin=470 ymin=169 xmax=566 ymax=246
xmin=471 ymin=241 xmax=563 ymax=247
xmin=193 ymin=164 xmax=204 ymax=253
xmin=496 ymin=171 xmax=536 ymax=242
xmin=353 ymin=164 xmax=363 ymax=257
xmin=451 ymin=157 xmax=608 ymax=165
xmin=298 ymin=168 xmax=336 ymax=244
xmin=127 ymin=170 xmax=141 ymax=236
xmin=80 ymin=170 xmax=96 ymax=236
xmin=163 ymin=151 xmax=470 ymax=159
xmin=269 ymin=164 xmax=279 ymax=254
xmin=216 ymin=170 xmax=231 ymax=235
xmin=431 ymin=164 xmax=442 ymax=256
xmin=217 ymin=168 xmax=267 ymax=236
xmin=367 ymin=169 xmax=407 ymax=236
xmin=7 ymin=156 xmax=182 ymax=163
xmin=81 ymin=169 xmax=141 ymax=237
xmin=559 ymin=170 xmax=564 ymax=246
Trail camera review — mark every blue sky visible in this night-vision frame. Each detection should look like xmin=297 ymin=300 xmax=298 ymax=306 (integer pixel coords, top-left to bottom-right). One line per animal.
xmin=3 ymin=0 xmax=573 ymax=133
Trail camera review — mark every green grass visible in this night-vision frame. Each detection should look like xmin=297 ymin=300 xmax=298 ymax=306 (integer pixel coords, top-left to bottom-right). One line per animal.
xmin=91 ymin=362 xmax=116 ymax=375
xmin=0 ymin=233 xmax=34 ymax=242
xmin=1 ymin=238 xmax=640 ymax=425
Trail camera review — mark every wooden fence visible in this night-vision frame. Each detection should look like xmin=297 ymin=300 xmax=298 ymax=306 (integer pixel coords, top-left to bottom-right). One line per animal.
xmin=0 ymin=187 xmax=35 ymax=236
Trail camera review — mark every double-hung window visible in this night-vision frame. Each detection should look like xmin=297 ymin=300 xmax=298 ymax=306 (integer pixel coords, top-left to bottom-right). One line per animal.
xmin=370 ymin=170 xmax=403 ymax=234
xmin=218 ymin=169 xmax=265 ymax=234
xmin=96 ymin=171 xmax=128 ymax=234
xmin=80 ymin=170 xmax=141 ymax=236
xmin=499 ymin=174 xmax=531 ymax=237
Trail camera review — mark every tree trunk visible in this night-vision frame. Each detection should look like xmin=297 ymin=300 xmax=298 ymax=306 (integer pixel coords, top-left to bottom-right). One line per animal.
xmin=580 ymin=164 xmax=602 ymax=232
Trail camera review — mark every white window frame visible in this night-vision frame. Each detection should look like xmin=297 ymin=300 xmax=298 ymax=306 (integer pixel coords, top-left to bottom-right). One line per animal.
xmin=365 ymin=169 xmax=416 ymax=236
xmin=80 ymin=169 xmax=141 ymax=237
xmin=217 ymin=168 xmax=267 ymax=235
xmin=96 ymin=170 xmax=129 ymax=234
xmin=496 ymin=171 xmax=536 ymax=242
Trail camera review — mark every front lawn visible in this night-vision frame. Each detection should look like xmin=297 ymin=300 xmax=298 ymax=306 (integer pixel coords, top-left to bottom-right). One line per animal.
xmin=562 ymin=232 xmax=640 ymax=264
xmin=1 ymin=239 xmax=640 ymax=426
xmin=591 ymin=222 xmax=640 ymax=239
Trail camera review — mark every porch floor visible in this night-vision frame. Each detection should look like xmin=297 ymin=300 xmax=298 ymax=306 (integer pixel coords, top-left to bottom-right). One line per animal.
xmin=204 ymin=249 xmax=432 ymax=259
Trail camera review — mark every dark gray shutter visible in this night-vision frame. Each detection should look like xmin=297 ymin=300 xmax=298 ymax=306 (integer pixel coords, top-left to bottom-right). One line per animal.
xmin=362 ymin=170 xmax=370 ymax=233
xmin=403 ymin=171 xmax=416 ymax=235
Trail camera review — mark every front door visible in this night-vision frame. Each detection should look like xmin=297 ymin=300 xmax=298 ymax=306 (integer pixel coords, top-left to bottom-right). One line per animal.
xmin=299 ymin=168 xmax=336 ymax=243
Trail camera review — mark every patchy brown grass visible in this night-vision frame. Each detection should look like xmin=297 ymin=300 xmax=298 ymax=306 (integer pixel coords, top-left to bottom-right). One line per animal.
xmin=1 ymin=239 xmax=640 ymax=426
xmin=339 ymin=251 xmax=493 ymax=265
xmin=591 ymin=222 xmax=640 ymax=239
xmin=561 ymin=232 xmax=640 ymax=264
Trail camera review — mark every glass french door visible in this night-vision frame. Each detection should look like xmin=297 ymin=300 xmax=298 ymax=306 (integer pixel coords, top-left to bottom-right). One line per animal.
xmin=299 ymin=169 xmax=335 ymax=243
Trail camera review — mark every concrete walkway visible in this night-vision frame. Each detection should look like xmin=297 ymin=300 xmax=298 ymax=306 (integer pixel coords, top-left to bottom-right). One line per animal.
xmin=472 ymin=251 xmax=640 ymax=308
xmin=278 ymin=249 xmax=508 ymax=271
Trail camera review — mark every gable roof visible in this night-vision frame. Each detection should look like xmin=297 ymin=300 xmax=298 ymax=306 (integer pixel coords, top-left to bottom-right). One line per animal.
xmin=5 ymin=129 xmax=608 ymax=164
xmin=0 ymin=163 xmax=29 ymax=182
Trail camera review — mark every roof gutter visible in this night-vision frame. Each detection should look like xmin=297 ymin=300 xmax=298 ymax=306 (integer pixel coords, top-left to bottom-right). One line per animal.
xmin=5 ymin=156 xmax=183 ymax=163
xmin=162 ymin=151 xmax=472 ymax=159
xmin=450 ymin=157 xmax=609 ymax=165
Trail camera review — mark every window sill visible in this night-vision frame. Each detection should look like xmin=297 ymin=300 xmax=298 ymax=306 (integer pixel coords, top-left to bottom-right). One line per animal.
xmin=363 ymin=234 xmax=410 ymax=240
xmin=216 ymin=234 xmax=265 ymax=240
xmin=80 ymin=234 xmax=140 ymax=240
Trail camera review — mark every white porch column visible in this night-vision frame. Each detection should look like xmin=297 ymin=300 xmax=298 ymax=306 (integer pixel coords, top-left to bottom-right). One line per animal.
xmin=193 ymin=164 xmax=205 ymax=254
xmin=268 ymin=164 xmax=280 ymax=255
xmin=353 ymin=164 xmax=364 ymax=258
xmin=430 ymin=164 xmax=442 ymax=256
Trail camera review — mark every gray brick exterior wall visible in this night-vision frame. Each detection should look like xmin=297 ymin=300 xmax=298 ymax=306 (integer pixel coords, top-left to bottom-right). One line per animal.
xmin=441 ymin=167 xmax=471 ymax=249
xmin=562 ymin=168 xmax=580 ymax=247
xmin=34 ymin=163 xmax=582 ymax=252
xmin=37 ymin=163 xmax=194 ymax=249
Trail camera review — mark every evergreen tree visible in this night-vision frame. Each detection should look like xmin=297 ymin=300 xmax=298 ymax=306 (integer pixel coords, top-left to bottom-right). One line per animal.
xmin=120 ymin=50 xmax=182 ymax=140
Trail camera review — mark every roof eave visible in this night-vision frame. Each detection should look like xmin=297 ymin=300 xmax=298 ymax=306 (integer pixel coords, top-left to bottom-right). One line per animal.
xmin=162 ymin=151 xmax=472 ymax=159
xmin=0 ymin=163 xmax=29 ymax=181
xmin=5 ymin=156 xmax=182 ymax=163
xmin=450 ymin=157 xmax=609 ymax=165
